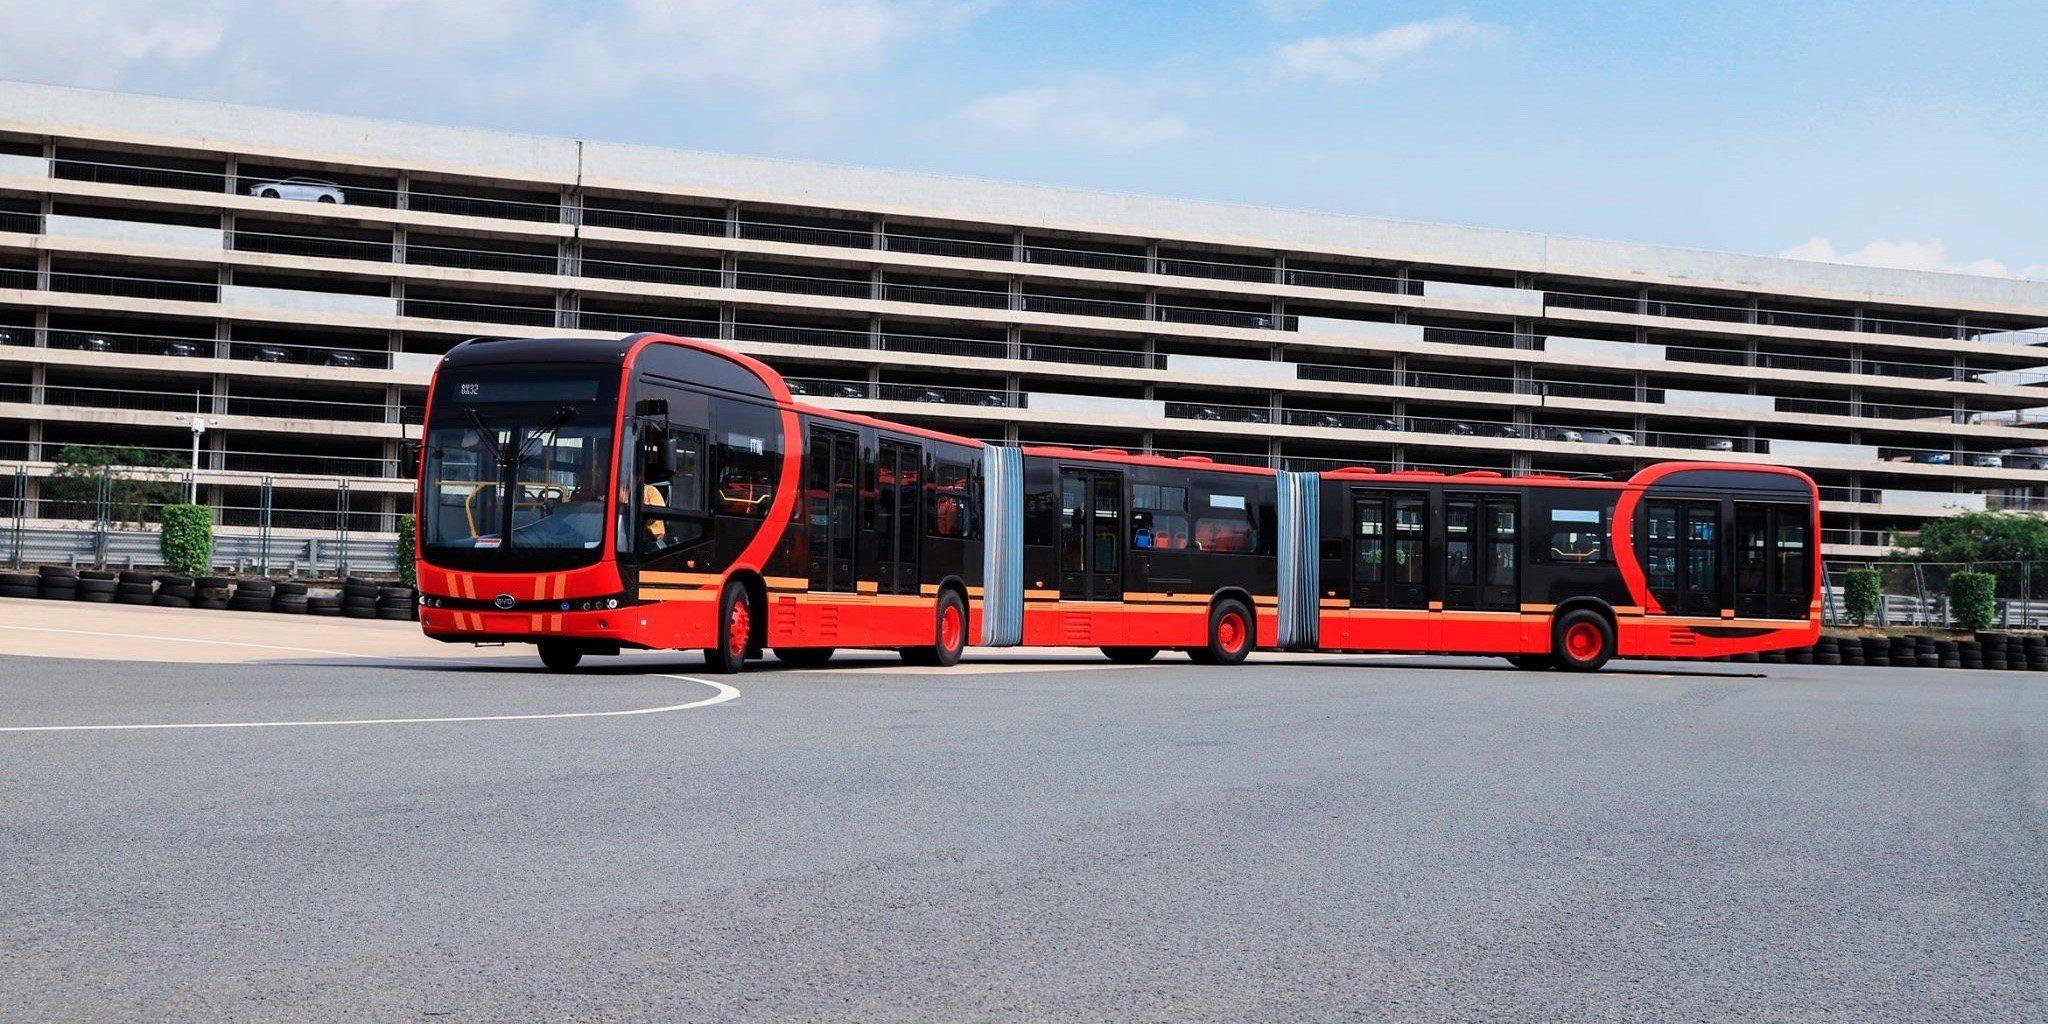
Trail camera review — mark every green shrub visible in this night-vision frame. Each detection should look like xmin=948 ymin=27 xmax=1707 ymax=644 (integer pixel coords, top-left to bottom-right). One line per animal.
xmin=1950 ymin=571 xmax=1997 ymax=633
xmin=1844 ymin=568 xmax=1881 ymax=626
xmin=396 ymin=513 xmax=417 ymax=590
xmin=159 ymin=504 xmax=213 ymax=577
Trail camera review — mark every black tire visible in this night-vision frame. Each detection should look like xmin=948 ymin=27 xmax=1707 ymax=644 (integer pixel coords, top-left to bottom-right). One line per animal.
xmin=538 ymin=639 xmax=583 ymax=671
xmin=376 ymin=606 xmax=413 ymax=621
xmin=77 ymin=590 xmax=114 ymax=604
xmin=342 ymin=604 xmax=377 ymax=619
xmin=344 ymin=598 xmax=378 ymax=612
xmin=379 ymin=587 xmax=413 ymax=601
xmin=119 ymin=570 xmax=153 ymax=586
xmin=227 ymin=597 xmax=272 ymax=612
xmin=76 ymin=578 xmax=116 ymax=595
xmin=196 ymin=575 xmax=232 ymax=590
xmin=901 ymin=590 xmax=968 ymax=668
xmin=79 ymin=569 xmax=115 ymax=581
xmin=1552 ymin=609 xmax=1615 ymax=672
xmin=38 ymin=583 xmax=76 ymax=599
xmin=116 ymin=592 xmax=154 ymax=606
xmin=155 ymin=574 xmax=194 ymax=589
xmin=39 ymin=565 xmax=77 ymax=579
xmin=117 ymin=584 xmax=154 ymax=598
xmin=192 ymin=596 xmax=229 ymax=610
xmin=317 ymin=195 xmax=337 ymax=203
xmin=1101 ymin=646 xmax=1160 ymax=664
xmin=307 ymin=595 xmax=341 ymax=611
xmin=1 ymin=571 xmax=36 ymax=588
xmin=1506 ymin=654 xmax=1557 ymax=670
xmin=158 ymin=584 xmax=196 ymax=600
xmin=1188 ymin=598 xmax=1255 ymax=666
xmin=774 ymin=647 xmax=835 ymax=668
xmin=0 ymin=585 xmax=36 ymax=599
xmin=274 ymin=581 xmax=308 ymax=597
xmin=259 ymin=188 xmax=280 ymax=199
xmin=236 ymin=579 xmax=276 ymax=597
xmin=272 ymin=601 xmax=308 ymax=615
xmin=343 ymin=584 xmax=378 ymax=601
xmin=701 ymin=582 xmax=754 ymax=674
xmin=154 ymin=595 xmax=192 ymax=608
xmin=308 ymin=603 xmax=341 ymax=616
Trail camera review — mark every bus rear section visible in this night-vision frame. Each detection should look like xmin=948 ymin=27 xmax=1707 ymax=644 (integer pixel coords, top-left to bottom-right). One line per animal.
xmin=1308 ymin=463 xmax=1818 ymax=669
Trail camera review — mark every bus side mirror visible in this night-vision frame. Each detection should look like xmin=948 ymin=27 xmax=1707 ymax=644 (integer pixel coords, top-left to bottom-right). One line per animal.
xmin=635 ymin=398 xmax=669 ymax=418
xmin=659 ymin=436 xmax=681 ymax=476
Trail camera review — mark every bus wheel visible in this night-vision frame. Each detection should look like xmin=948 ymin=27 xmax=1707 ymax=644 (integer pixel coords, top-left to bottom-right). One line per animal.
xmin=1552 ymin=609 xmax=1614 ymax=672
xmin=1189 ymin=599 xmax=1254 ymax=666
xmin=775 ymin=647 xmax=834 ymax=668
xmin=1101 ymin=646 xmax=1159 ymax=664
xmin=537 ymin=640 xmax=582 ymax=671
xmin=902 ymin=590 xmax=967 ymax=667
xmin=1505 ymin=654 xmax=1556 ymax=671
xmin=702 ymin=583 xmax=752 ymax=674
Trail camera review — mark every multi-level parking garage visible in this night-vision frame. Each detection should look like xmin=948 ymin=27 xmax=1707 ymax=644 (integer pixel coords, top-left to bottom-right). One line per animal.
xmin=0 ymin=81 xmax=2045 ymax=556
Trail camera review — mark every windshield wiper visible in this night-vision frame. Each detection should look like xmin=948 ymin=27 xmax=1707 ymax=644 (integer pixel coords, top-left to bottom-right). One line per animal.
xmin=512 ymin=406 xmax=577 ymax=463
xmin=463 ymin=407 xmax=505 ymax=466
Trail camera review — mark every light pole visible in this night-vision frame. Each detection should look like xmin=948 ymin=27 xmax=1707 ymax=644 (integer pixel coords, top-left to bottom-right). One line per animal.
xmin=180 ymin=415 xmax=208 ymax=503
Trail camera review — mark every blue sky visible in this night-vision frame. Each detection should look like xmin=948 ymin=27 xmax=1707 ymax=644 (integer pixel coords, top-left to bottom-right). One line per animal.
xmin=7 ymin=0 xmax=2043 ymax=276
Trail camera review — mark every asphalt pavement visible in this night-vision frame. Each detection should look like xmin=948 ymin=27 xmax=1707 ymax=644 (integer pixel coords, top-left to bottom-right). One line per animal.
xmin=0 ymin=650 xmax=2041 ymax=1023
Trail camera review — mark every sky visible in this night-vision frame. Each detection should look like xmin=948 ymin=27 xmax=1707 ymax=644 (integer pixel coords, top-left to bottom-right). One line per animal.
xmin=3 ymin=0 xmax=2043 ymax=278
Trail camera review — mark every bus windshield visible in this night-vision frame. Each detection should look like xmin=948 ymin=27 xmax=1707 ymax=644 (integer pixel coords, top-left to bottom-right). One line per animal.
xmin=421 ymin=365 xmax=618 ymax=569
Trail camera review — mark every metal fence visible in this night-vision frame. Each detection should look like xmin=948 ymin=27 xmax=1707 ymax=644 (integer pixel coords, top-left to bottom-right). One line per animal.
xmin=2 ymin=465 xmax=404 ymax=578
xmin=1823 ymin=560 xmax=2048 ymax=630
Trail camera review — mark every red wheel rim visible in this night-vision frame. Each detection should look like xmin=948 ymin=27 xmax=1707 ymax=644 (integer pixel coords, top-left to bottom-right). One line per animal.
xmin=1218 ymin=611 xmax=1247 ymax=653
xmin=940 ymin=604 xmax=963 ymax=651
xmin=727 ymin=597 xmax=750 ymax=660
xmin=1565 ymin=621 xmax=1602 ymax=660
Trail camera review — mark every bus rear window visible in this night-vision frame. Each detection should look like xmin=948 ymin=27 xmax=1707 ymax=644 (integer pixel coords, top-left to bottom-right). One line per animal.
xmin=1548 ymin=508 xmax=1604 ymax=564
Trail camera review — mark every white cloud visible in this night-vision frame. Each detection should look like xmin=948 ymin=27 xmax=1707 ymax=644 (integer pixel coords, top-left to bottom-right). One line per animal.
xmin=1781 ymin=237 xmax=2048 ymax=280
xmin=1267 ymin=14 xmax=1505 ymax=83
xmin=960 ymin=73 xmax=1197 ymax=147
xmin=0 ymin=0 xmax=992 ymax=121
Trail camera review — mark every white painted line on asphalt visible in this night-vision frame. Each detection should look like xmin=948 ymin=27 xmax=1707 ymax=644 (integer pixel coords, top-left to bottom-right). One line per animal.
xmin=0 ymin=674 xmax=739 ymax=733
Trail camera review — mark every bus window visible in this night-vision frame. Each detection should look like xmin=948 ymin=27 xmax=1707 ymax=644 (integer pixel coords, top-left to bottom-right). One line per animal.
xmin=636 ymin=427 xmax=708 ymax=557
xmin=1486 ymin=504 xmax=1518 ymax=587
xmin=931 ymin=461 xmax=978 ymax=539
xmin=1355 ymin=502 xmax=1384 ymax=583
xmin=1132 ymin=482 xmax=1189 ymax=550
xmin=1774 ymin=515 xmax=1808 ymax=596
xmin=1445 ymin=502 xmax=1475 ymax=586
xmin=1060 ymin=474 xmax=1087 ymax=572
xmin=1392 ymin=498 xmax=1425 ymax=584
xmin=1548 ymin=508 xmax=1604 ymax=563
xmin=711 ymin=398 xmax=778 ymax=518
xmin=1193 ymin=489 xmax=1256 ymax=554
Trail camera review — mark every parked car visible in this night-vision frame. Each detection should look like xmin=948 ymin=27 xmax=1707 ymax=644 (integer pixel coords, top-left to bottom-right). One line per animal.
xmin=325 ymin=350 xmax=363 ymax=368
xmin=247 ymin=177 xmax=345 ymax=204
xmin=2001 ymin=452 xmax=2048 ymax=470
xmin=972 ymin=391 xmax=1008 ymax=408
xmin=905 ymin=387 xmax=953 ymax=405
xmin=0 ymin=329 xmax=15 ymax=346
xmin=252 ymin=345 xmax=290 ymax=363
xmin=1481 ymin=424 xmax=1524 ymax=439
xmin=1967 ymin=453 xmax=2004 ymax=468
xmin=826 ymin=383 xmax=867 ymax=400
xmin=1578 ymin=428 xmax=1637 ymax=445
xmin=1540 ymin=427 xmax=1585 ymax=443
xmin=1187 ymin=406 xmax=1222 ymax=421
xmin=1888 ymin=451 xmax=1952 ymax=465
xmin=1698 ymin=438 xmax=1737 ymax=452
xmin=163 ymin=339 xmax=203 ymax=358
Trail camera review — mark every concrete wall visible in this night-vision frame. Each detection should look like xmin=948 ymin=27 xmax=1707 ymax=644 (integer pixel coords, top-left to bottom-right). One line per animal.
xmin=44 ymin=213 xmax=222 ymax=248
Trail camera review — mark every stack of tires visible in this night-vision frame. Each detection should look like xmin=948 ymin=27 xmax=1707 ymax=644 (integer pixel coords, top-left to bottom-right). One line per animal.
xmin=0 ymin=569 xmax=36 ymax=598
xmin=1841 ymin=636 xmax=1864 ymax=666
xmin=308 ymin=590 xmax=342 ymax=616
xmin=1958 ymin=639 xmax=1982 ymax=670
xmin=1812 ymin=637 xmax=1841 ymax=666
xmin=37 ymin=566 xmax=77 ymax=600
xmin=194 ymin=576 xmax=232 ymax=610
xmin=1787 ymin=643 xmax=1813 ymax=665
xmin=153 ymin=573 xmax=195 ymax=608
xmin=116 ymin=570 xmax=155 ymax=605
xmin=340 ymin=577 xmax=380 ymax=619
xmin=1730 ymin=651 xmax=1759 ymax=663
xmin=272 ymin=580 xmax=309 ymax=615
xmin=1977 ymin=632 xmax=2009 ymax=671
xmin=1933 ymin=639 xmax=1961 ymax=670
xmin=1862 ymin=636 xmax=1889 ymax=666
xmin=1889 ymin=636 xmax=1916 ymax=668
xmin=2025 ymin=634 xmax=2048 ymax=672
xmin=1760 ymin=648 xmax=1786 ymax=664
xmin=77 ymin=570 xmax=116 ymax=603
xmin=376 ymin=586 xmax=417 ymax=621
xmin=227 ymin=577 xmax=274 ymax=612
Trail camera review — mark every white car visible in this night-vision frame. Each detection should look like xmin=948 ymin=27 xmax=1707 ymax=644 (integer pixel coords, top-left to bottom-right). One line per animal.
xmin=247 ymin=177 xmax=345 ymax=204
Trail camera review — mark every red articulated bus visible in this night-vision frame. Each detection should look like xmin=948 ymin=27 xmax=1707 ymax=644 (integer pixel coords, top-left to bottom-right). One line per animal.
xmin=413 ymin=333 xmax=1819 ymax=672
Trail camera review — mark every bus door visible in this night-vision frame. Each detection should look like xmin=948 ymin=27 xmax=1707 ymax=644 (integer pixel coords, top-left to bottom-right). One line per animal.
xmin=1350 ymin=489 xmax=1429 ymax=609
xmin=1058 ymin=468 xmax=1124 ymax=601
xmin=1444 ymin=494 xmax=1520 ymax=611
xmin=1644 ymin=500 xmax=1720 ymax=615
xmin=806 ymin=425 xmax=859 ymax=592
xmin=873 ymin=439 xmax=921 ymax=595
xmin=1734 ymin=502 xmax=1809 ymax=619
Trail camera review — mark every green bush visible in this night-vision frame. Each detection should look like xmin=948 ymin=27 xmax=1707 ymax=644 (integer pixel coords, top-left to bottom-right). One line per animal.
xmin=396 ymin=513 xmax=417 ymax=590
xmin=1951 ymin=571 xmax=1997 ymax=633
xmin=159 ymin=504 xmax=213 ymax=577
xmin=1844 ymin=568 xmax=1881 ymax=626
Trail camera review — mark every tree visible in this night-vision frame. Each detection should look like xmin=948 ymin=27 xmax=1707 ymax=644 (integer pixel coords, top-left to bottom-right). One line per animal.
xmin=1904 ymin=510 xmax=2048 ymax=565
xmin=158 ymin=503 xmax=214 ymax=577
xmin=1950 ymin=571 xmax=1997 ymax=633
xmin=1843 ymin=569 xmax=1880 ymax=626
xmin=44 ymin=445 xmax=183 ymax=528
xmin=395 ymin=513 xmax=416 ymax=589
